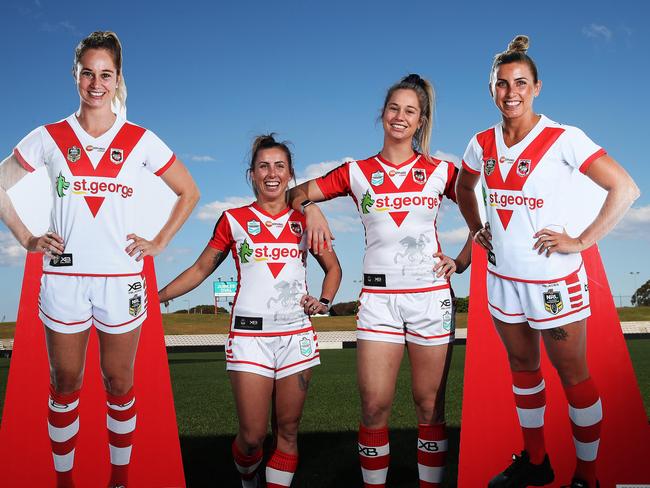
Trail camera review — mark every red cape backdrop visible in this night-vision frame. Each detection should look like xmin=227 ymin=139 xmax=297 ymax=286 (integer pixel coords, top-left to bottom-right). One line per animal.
xmin=0 ymin=253 xmax=186 ymax=487
xmin=458 ymin=243 xmax=650 ymax=486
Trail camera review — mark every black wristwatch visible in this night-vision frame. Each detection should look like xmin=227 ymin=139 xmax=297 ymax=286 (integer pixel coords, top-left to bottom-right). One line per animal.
xmin=301 ymin=199 xmax=315 ymax=213
xmin=319 ymin=297 xmax=330 ymax=311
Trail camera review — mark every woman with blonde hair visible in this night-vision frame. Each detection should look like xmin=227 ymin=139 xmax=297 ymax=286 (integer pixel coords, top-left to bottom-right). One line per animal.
xmin=290 ymin=74 xmax=471 ymax=487
xmin=0 ymin=31 xmax=199 ymax=487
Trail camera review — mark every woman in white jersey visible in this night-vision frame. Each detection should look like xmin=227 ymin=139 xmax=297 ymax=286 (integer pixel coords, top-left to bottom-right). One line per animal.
xmin=159 ymin=134 xmax=341 ymax=488
xmin=0 ymin=31 xmax=199 ymax=488
xmin=289 ymin=74 xmax=472 ymax=488
xmin=456 ymin=35 xmax=639 ymax=488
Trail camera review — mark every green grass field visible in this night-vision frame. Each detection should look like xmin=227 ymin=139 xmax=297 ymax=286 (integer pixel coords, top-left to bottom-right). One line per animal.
xmin=2 ymin=306 xmax=649 ymax=339
xmin=1 ymin=340 xmax=648 ymax=487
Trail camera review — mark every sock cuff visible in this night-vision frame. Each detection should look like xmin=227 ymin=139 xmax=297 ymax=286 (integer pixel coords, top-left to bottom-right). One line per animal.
xmin=268 ymin=449 xmax=299 ymax=472
xmin=418 ymin=423 xmax=446 ymax=440
xmin=359 ymin=424 xmax=389 ymax=446
xmin=564 ymin=376 xmax=599 ymax=407
xmin=107 ymin=387 xmax=135 ymax=406
xmin=512 ymin=368 xmax=543 ymax=388
xmin=231 ymin=440 xmax=263 ymax=466
xmin=49 ymin=385 xmax=81 ymax=405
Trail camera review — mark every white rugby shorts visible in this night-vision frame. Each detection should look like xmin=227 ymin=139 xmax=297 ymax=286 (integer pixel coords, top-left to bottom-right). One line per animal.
xmin=356 ymin=287 xmax=455 ymax=346
xmin=487 ymin=265 xmax=590 ymax=329
xmin=39 ymin=274 xmax=147 ymax=334
xmin=225 ymin=328 xmax=320 ymax=379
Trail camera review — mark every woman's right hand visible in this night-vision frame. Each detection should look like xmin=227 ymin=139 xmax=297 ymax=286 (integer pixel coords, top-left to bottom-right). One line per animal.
xmin=305 ymin=204 xmax=334 ymax=255
xmin=26 ymin=231 xmax=65 ymax=256
xmin=471 ymin=222 xmax=493 ymax=251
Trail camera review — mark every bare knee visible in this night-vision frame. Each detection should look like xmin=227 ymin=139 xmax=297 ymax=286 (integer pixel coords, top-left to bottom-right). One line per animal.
xmin=413 ymin=391 xmax=445 ymax=424
xmin=50 ymin=368 xmax=83 ymax=393
xmin=553 ymin=358 xmax=589 ymax=386
xmin=361 ymin=398 xmax=392 ymax=428
xmin=101 ymin=367 xmax=134 ymax=395
xmin=276 ymin=417 xmax=301 ymax=451
xmin=237 ymin=428 xmax=266 ymax=454
xmin=506 ymin=352 xmax=539 ymax=372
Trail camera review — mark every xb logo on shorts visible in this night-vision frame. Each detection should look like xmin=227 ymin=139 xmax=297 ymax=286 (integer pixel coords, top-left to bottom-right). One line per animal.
xmin=543 ymin=289 xmax=564 ymax=315
xmin=129 ymin=295 xmax=142 ymax=317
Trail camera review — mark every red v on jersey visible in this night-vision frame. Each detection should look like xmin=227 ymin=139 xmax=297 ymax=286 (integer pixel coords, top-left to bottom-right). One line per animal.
xmin=45 ymin=120 xmax=146 ymax=218
xmin=229 ymin=205 xmax=302 ymax=278
xmin=358 ymin=155 xmax=438 ymax=228
xmin=478 ymin=126 xmax=564 ymax=229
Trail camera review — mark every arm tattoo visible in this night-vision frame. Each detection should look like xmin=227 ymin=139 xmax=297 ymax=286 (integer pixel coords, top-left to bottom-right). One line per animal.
xmin=298 ymin=372 xmax=311 ymax=391
xmin=548 ymin=327 xmax=568 ymax=341
xmin=212 ymin=250 xmax=226 ymax=271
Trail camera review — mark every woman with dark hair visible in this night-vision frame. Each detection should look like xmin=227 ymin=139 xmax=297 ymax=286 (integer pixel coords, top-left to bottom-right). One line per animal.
xmin=159 ymin=134 xmax=341 ymax=488
xmin=456 ymin=35 xmax=639 ymax=488
xmin=0 ymin=31 xmax=199 ymax=487
xmin=289 ymin=74 xmax=471 ymax=487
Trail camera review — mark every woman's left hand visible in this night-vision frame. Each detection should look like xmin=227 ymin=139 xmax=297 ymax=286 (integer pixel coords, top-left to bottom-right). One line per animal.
xmin=125 ymin=234 xmax=165 ymax=261
xmin=433 ymin=252 xmax=457 ymax=279
xmin=533 ymin=227 xmax=584 ymax=256
xmin=300 ymin=294 xmax=328 ymax=316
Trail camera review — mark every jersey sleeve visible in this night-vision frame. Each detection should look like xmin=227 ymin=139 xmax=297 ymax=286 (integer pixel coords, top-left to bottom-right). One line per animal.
xmin=13 ymin=127 xmax=46 ymax=172
xmin=561 ymin=126 xmax=606 ymax=174
xmin=208 ymin=212 xmax=234 ymax=251
xmin=315 ymin=162 xmax=352 ymax=199
xmin=461 ymin=136 xmax=482 ymax=175
xmin=443 ymin=162 xmax=459 ymax=202
xmin=141 ymin=130 xmax=176 ymax=177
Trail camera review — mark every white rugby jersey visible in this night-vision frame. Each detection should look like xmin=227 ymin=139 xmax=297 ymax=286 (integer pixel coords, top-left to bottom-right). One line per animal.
xmin=209 ymin=203 xmax=312 ymax=335
xmin=14 ymin=114 xmax=175 ymax=276
xmin=317 ymin=153 xmax=457 ymax=293
xmin=462 ymin=115 xmax=605 ymax=282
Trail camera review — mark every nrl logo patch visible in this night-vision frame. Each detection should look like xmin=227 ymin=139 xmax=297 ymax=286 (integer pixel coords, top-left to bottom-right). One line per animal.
xmin=110 ymin=148 xmax=124 ymax=164
xmin=299 ymin=337 xmax=312 ymax=357
xmin=67 ymin=146 xmax=81 ymax=163
xmin=289 ymin=221 xmax=303 ymax=237
xmin=247 ymin=219 xmax=261 ymax=236
xmin=129 ymin=295 xmax=142 ymax=317
xmin=412 ymin=168 xmax=426 ymax=184
xmin=543 ymin=289 xmax=564 ymax=315
xmin=484 ymin=158 xmax=496 ymax=176
xmin=371 ymin=170 xmax=384 ymax=186
xmin=516 ymin=159 xmax=531 ymax=177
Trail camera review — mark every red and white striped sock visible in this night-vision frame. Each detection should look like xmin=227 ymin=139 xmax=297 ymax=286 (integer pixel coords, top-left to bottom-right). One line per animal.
xmin=358 ymin=424 xmax=390 ymax=488
xmin=48 ymin=385 xmax=80 ymax=488
xmin=417 ymin=423 xmax=447 ymax=487
xmin=512 ymin=369 xmax=547 ymax=464
xmin=266 ymin=449 xmax=298 ymax=488
xmin=232 ymin=440 xmax=262 ymax=488
xmin=564 ymin=377 xmax=602 ymax=486
xmin=106 ymin=388 xmax=136 ymax=487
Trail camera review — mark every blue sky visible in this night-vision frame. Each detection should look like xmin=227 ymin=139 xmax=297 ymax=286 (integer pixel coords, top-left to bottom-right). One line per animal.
xmin=1 ymin=0 xmax=649 ymax=320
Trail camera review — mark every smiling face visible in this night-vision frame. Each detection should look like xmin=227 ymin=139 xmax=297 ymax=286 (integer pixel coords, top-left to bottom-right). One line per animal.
xmin=382 ymin=88 xmax=422 ymax=145
xmin=75 ymin=48 xmax=119 ymax=111
xmin=250 ymin=147 xmax=294 ymax=203
xmin=491 ymin=61 xmax=541 ymax=122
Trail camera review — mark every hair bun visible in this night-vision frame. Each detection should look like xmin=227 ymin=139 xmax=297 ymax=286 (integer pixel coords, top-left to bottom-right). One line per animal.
xmin=403 ymin=73 xmax=423 ymax=85
xmin=507 ymin=35 xmax=529 ymax=54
